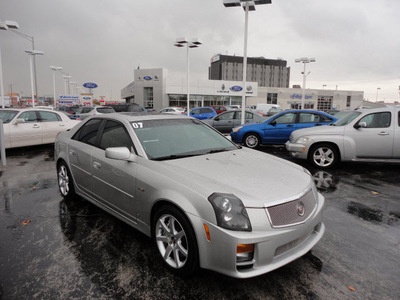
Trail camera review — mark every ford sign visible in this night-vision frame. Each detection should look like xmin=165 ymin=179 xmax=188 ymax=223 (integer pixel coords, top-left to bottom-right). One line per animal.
xmin=230 ymin=86 xmax=243 ymax=92
xmin=143 ymin=76 xmax=152 ymax=81
xmin=83 ymin=82 xmax=98 ymax=89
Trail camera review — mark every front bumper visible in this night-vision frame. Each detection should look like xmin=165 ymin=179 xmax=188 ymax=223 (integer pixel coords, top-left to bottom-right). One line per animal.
xmin=190 ymin=193 xmax=325 ymax=278
xmin=285 ymin=141 xmax=309 ymax=159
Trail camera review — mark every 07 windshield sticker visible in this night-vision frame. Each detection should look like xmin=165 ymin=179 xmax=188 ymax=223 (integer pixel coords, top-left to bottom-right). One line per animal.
xmin=131 ymin=122 xmax=143 ymax=129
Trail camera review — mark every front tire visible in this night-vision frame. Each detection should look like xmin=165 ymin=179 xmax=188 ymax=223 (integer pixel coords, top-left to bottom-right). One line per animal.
xmin=57 ymin=161 xmax=76 ymax=200
xmin=244 ymin=133 xmax=261 ymax=148
xmin=153 ymin=205 xmax=199 ymax=276
xmin=309 ymin=143 xmax=339 ymax=169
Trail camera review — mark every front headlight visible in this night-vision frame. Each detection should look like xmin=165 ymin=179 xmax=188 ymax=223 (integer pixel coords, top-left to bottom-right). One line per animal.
xmin=232 ymin=126 xmax=243 ymax=133
xmin=208 ymin=193 xmax=252 ymax=231
xmin=295 ymin=136 xmax=310 ymax=144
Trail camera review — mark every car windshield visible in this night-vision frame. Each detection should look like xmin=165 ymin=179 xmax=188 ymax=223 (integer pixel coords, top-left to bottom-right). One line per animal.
xmin=132 ymin=118 xmax=238 ymax=160
xmin=0 ymin=110 xmax=19 ymax=124
xmin=332 ymin=111 xmax=361 ymax=126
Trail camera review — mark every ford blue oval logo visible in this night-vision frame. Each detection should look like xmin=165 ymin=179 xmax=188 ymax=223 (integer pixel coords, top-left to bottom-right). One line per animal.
xmin=144 ymin=76 xmax=152 ymax=80
xmin=230 ymin=85 xmax=242 ymax=92
xmin=83 ymin=82 xmax=98 ymax=89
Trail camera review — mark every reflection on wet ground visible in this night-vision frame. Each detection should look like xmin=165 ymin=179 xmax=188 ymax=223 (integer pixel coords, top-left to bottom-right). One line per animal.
xmin=0 ymin=145 xmax=399 ymax=299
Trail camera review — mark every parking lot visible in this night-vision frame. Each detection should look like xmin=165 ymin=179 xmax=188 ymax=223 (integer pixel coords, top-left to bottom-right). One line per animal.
xmin=1 ymin=145 xmax=399 ymax=299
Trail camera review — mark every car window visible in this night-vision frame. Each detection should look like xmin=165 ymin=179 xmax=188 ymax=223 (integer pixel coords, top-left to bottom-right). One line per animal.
xmin=0 ymin=110 xmax=19 ymax=124
xmin=73 ymin=119 xmax=103 ymax=146
xmin=219 ymin=112 xmax=234 ymax=120
xmin=274 ymin=113 xmax=296 ymax=124
xmin=82 ymin=107 xmax=93 ymax=113
xmin=38 ymin=111 xmax=61 ymax=122
xmin=358 ymin=112 xmax=391 ymax=128
xmin=19 ymin=111 xmax=39 ymax=122
xmin=299 ymin=113 xmax=317 ymax=123
xmin=191 ymin=109 xmax=200 ymax=115
xmin=97 ymin=107 xmax=115 ymax=114
xmin=99 ymin=120 xmax=134 ymax=151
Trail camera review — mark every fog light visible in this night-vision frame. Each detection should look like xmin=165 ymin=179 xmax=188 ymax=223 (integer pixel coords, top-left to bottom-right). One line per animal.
xmin=236 ymin=244 xmax=254 ymax=262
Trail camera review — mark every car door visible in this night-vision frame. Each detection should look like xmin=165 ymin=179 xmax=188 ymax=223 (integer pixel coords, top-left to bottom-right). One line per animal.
xmin=37 ymin=110 xmax=66 ymax=144
xmin=235 ymin=111 xmax=255 ymax=126
xmin=262 ymin=112 xmax=298 ymax=144
xmin=394 ymin=110 xmax=400 ymax=158
xmin=90 ymin=120 xmax=137 ymax=220
xmin=347 ymin=111 xmax=394 ymax=158
xmin=68 ymin=118 xmax=103 ymax=197
xmin=213 ymin=111 xmax=235 ymax=133
xmin=9 ymin=111 xmax=42 ymax=148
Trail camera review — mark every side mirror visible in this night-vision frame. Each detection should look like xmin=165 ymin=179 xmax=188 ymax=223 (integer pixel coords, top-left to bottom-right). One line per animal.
xmin=105 ymin=147 xmax=136 ymax=162
xmin=354 ymin=122 xmax=367 ymax=129
xmin=269 ymin=120 xmax=276 ymax=126
xmin=14 ymin=118 xmax=25 ymax=125
xmin=214 ymin=117 xmax=220 ymax=121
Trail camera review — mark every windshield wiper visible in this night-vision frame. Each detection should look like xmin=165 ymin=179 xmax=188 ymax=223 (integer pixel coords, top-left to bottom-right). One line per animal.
xmin=152 ymin=153 xmax=203 ymax=161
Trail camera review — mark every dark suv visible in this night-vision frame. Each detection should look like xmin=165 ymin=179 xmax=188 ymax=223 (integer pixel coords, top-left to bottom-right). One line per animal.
xmin=108 ymin=103 xmax=146 ymax=113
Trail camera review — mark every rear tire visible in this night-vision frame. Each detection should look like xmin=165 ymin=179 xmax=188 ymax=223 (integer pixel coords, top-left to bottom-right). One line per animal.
xmin=57 ymin=161 xmax=76 ymax=200
xmin=309 ymin=143 xmax=339 ymax=169
xmin=244 ymin=133 xmax=261 ymax=149
xmin=153 ymin=205 xmax=199 ymax=276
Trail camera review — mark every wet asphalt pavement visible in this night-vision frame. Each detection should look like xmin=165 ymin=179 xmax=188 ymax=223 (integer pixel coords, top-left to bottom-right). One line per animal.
xmin=1 ymin=145 xmax=399 ymax=299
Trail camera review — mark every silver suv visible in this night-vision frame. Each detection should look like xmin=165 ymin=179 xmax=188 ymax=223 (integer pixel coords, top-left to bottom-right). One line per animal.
xmin=285 ymin=104 xmax=400 ymax=168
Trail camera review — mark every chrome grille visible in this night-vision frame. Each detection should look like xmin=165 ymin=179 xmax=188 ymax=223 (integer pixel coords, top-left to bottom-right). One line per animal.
xmin=266 ymin=189 xmax=316 ymax=228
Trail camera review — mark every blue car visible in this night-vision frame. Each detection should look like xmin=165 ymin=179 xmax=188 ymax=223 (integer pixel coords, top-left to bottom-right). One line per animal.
xmin=230 ymin=109 xmax=338 ymax=148
xmin=186 ymin=107 xmax=217 ymax=120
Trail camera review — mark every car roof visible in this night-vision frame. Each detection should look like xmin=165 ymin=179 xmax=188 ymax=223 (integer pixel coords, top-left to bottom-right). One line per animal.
xmin=94 ymin=113 xmax=189 ymax=123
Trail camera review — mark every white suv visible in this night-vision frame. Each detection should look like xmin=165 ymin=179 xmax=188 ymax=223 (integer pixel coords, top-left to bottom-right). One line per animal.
xmin=285 ymin=104 xmax=400 ymax=168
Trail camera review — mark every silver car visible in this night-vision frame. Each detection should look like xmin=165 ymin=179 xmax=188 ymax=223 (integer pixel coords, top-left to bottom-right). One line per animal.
xmin=55 ymin=114 xmax=325 ymax=278
xmin=201 ymin=109 xmax=267 ymax=134
xmin=73 ymin=106 xmax=115 ymax=120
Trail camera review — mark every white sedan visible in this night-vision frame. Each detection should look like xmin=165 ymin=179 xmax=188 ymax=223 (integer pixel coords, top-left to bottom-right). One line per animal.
xmin=0 ymin=108 xmax=81 ymax=149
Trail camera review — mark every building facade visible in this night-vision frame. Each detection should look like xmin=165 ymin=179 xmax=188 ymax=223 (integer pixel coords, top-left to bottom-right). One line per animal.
xmin=121 ymin=68 xmax=364 ymax=112
xmin=209 ymin=54 xmax=290 ymax=88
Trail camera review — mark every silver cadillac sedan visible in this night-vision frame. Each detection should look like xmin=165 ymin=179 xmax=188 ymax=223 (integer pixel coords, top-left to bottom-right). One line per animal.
xmin=55 ymin=113 xmax=325 ymax=278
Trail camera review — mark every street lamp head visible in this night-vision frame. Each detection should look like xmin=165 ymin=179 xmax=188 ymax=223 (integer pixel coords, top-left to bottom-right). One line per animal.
xmin=5 ymin=20 xmax=19 ymax=29
xmin=223 ymin=0 xmax=271 ymax=9
xmin=25 ymin=50 xmax=44 ymax=55
xmin=50 ymin=66 xmax=63 ymax=71
xmin=0 ymin=22 xmax=8 ymax=30
xmin=174 ymin=43 xmax=185 ymax=48
xmin=176 ymin=37 xmax=188 ymax=44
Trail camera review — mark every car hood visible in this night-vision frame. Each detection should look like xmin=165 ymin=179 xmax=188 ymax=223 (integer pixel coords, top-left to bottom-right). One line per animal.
xmin=161 ymin=148 xmax=312 ymax=208
xmin=291 ymin=124 xmax=344 ymax=138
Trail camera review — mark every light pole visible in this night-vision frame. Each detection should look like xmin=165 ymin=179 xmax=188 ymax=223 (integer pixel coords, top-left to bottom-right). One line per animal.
xmin=50 ymin=66 xmax=63 ymax=107
xmin=0 ymin=20 xmax=19 ymax=108
xmin=223 ymin=0 xmax=272 ymax=124
xmin=25 ymin=50 xmax=44 ymax=107
xmin=174 ymin=38 xmax=202 ymax=114
xmin=295 ymin=57 xmax=315 ymax=109
xmin=63 ymin=75 xmax=71 ymax=95
xmin=70 ymin=82 xmax=77 ymax=96
xmin=376 ymin=87 xmax=381 ymax=102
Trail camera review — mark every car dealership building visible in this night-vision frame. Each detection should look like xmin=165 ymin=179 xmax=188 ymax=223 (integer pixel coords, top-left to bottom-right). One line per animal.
xmin=121 ymin=67 xmax=364 ymax=112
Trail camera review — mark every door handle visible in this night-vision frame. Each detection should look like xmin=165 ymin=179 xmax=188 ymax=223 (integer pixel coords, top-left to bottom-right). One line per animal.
xmin=33 ymin=124 xmax=40 ymax=128
xmin=378 ymin=132 xmax=389 ymax=136
xmin=93 ymin=162 xmax=101 ymax=169
xmin=286 ymin=124 xmax=294 ymax=127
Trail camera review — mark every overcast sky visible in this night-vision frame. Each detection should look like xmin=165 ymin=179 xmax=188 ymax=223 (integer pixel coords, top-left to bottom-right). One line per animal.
xmin=1 ymin=0 xmax=399 ymax=102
